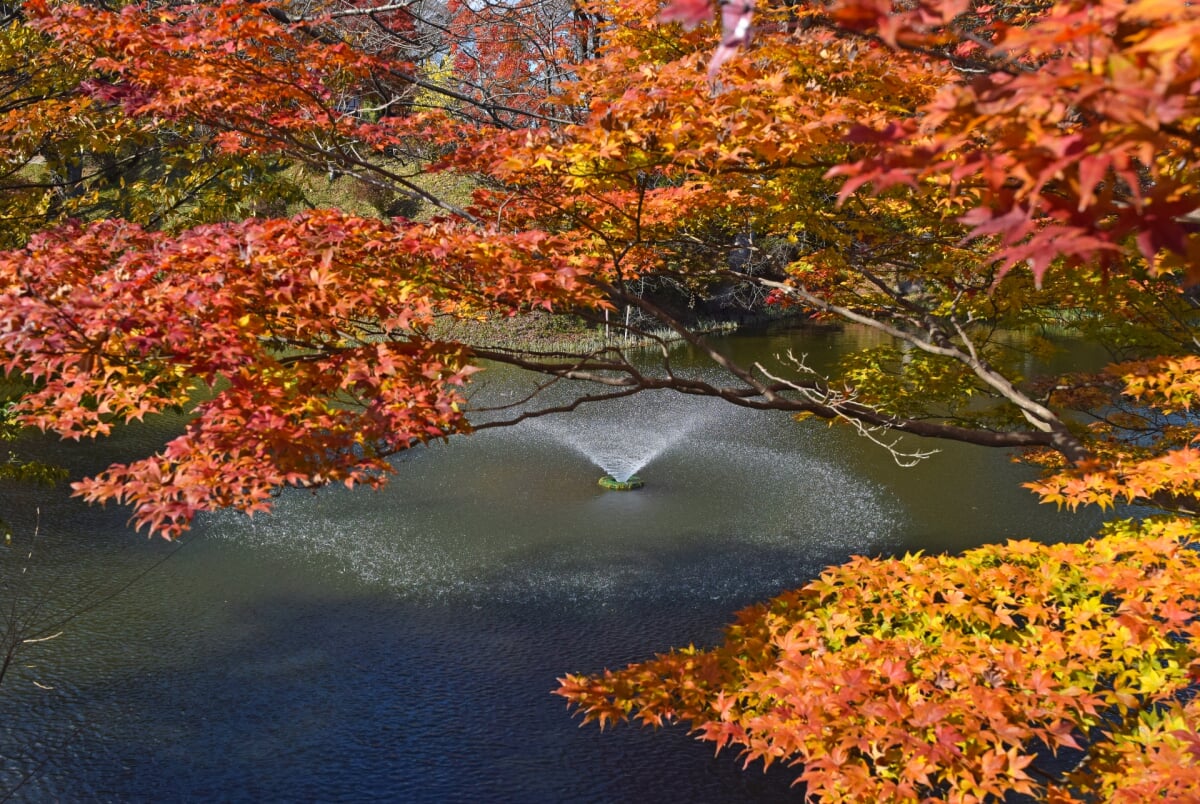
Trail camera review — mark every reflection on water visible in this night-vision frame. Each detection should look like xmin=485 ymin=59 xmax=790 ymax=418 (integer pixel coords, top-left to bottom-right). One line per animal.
xmin=0 ymin=326 xmax=1121 ymax=801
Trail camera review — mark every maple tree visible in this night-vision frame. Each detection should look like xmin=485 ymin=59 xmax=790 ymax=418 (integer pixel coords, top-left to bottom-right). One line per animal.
xmin=560 ymin=518 xmax=1200 ymax=802
xmin=442 ymin=0 xmax=596 ymax=126
xmin=0 ymin=3 xmax=302 ymax=243
xmin=2 ymin=0 xmax=1200 ymax=796
xmin=546 ymin=0 xmax=1200 ymax=799
xmin=1 ymin=211 xmax=600 ymax=534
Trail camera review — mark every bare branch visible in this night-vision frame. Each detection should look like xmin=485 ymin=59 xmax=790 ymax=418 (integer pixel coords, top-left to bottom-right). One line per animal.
xmin=745 ymin=275 xmax=1094 ymax=465
xmin=758 ymin=353 xmax=939 ymax=467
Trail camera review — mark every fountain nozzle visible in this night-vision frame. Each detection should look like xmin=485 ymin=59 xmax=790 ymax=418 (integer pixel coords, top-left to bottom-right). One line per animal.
xmin=598 ymin=475 xmax=644 ymax=491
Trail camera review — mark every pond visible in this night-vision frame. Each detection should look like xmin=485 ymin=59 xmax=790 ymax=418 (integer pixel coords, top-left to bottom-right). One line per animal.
xmin=0 ymin=325 xmax=1117 ymax=801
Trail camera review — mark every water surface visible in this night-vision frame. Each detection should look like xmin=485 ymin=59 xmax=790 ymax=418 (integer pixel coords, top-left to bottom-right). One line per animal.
xmin=0 ymin=326 xmax=1116 ymax=801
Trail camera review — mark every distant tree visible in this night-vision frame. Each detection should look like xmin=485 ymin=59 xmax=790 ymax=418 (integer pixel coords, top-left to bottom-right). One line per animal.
xmin=0 ymin=6 xmax=302 ymax=244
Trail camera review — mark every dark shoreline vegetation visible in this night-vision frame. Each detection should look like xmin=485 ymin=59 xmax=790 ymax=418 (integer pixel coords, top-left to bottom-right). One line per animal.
xmin=433 ymin=306 xmax=817 ymax=355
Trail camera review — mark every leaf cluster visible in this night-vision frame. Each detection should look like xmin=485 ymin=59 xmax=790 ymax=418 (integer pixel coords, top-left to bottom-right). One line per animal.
xmin=559 ymin=518 xmax=1200 ymax=801
xmin=0 ymin=210 xmax=603 ymax=535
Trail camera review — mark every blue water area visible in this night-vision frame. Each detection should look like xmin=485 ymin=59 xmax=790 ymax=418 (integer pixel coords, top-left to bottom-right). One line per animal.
xmin=0 ymin=329 xmax=1117 ymax=800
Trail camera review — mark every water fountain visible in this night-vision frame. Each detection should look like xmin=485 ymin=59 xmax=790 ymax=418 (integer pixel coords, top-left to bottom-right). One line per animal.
xmin=202 ymin=379 xmax=903 ymax=605
xmin=206 ymin=420 xmax=900 ymax=606
xmin=526 ymin=389 xmax=722 ymax=489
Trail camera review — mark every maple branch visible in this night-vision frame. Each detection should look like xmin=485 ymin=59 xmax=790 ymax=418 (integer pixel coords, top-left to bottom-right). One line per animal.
xmin=197 ymin=108 xmax=483 ymax=221
xmin=470 ymin=339 xmax=1062 ymax=452
xmin=145 ymin=167 xmax=235 ymax=229
xmin=853 ymin=263 xmax=937 ymax=329
xmin=811 ymin=19 xmax=1034 ymax=77
xmin=0 ymin=152 xmax=141 ymax=192
xmin=465 ymin=360 xmax=616 ymax=413
xmin=757 ymin=352 xmax=939 ymax=467
xmin=598 ymin=278 xmax=787 ymax=405
xmin=469 ymin=339 xmax=802 ymax=405
xmin=379 ymin=66 xmax=575 ymax=127
xmin=468 ymin=384 xmax=646 ymax=430
xmin=305 ymin=1 xmax=420 ymax=20
xmin=319 ymin=154 xmax=483 ymax=223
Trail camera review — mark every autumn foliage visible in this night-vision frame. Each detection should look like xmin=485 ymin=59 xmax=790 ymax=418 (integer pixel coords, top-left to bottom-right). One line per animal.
xmin=830 ymin=0 xmax=1200 ymax=281
xmin=559 ymin=518 xmax=1200 ymax=802
xmin=3 ymin=0 xmax=1200 ymax=797
xmin=0 ymin=211 xmax=598 ymax=535
xmin=537 ymin=0 xmax=1200 ymax=798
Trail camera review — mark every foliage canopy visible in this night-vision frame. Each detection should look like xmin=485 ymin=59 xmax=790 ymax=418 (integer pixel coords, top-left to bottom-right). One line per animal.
xmin=3 ymin=0 xmax=1200 ymax=796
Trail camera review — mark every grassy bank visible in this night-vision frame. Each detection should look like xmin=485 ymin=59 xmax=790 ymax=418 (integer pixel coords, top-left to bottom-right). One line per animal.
xmin=432 ymin=310 xmax=743 ymax=354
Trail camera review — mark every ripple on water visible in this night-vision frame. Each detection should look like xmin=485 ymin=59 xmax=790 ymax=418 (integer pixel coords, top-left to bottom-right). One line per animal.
xmin=201 ymin=400 xmax=901 ymax=605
